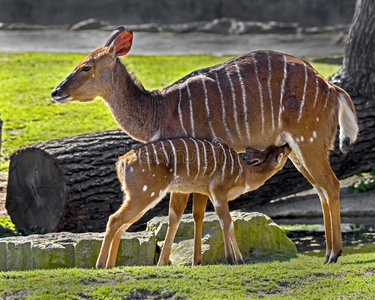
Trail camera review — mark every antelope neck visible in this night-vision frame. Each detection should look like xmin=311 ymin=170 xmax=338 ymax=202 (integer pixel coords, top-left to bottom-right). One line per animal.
xmin=104 ymin=59 xmax=162 ymax=143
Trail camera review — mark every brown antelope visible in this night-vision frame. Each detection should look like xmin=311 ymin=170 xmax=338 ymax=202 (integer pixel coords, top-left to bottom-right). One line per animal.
xmin=96 ymin=138 xmax=290 ymax=268
xmin=51 ymin=26 xmax=358 ymax=264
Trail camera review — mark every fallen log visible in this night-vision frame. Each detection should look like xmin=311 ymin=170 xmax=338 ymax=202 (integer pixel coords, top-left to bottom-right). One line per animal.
xmin=6 ymin=127 xmax=369 ymax=234
xmin=6 ymin=129 xmax=141 ymax=233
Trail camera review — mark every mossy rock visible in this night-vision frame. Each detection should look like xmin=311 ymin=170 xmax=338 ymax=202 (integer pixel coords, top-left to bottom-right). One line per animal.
xmin=147 ymin=212 xmax=297 ymax=265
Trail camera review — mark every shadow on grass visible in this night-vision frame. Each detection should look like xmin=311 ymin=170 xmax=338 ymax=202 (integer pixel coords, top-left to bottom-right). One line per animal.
xmin=243 ymin=252 xmax=298 ymax=264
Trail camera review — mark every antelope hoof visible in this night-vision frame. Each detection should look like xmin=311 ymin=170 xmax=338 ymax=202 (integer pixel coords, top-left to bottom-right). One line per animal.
xmin=158 ymin=260 xmax=171 ymax=266
xmin=226 ymin=255 xmax=235 ymax=265
xmin=96 ymin=261 xmax=105 ymax=269
xmin=325 ymin=250 xmax=342 ymax=264
xmin=193 ymin=260 xmax=202 ymax=266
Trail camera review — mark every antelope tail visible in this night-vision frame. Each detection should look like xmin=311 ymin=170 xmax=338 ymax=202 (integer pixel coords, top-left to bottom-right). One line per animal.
xmin=337 ymin=88 xmax=359 ymax=154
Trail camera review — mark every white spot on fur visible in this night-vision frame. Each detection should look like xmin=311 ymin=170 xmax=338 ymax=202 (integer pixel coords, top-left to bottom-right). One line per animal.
xmin=300 ymin=136 xmax=304 ymax=142
xmin=229 ymin=221 xmax=234 ymax=232
xmin=321 ymin=188 xmax=329 ymax=201
xmin=283 ymin=132 xmax=308 ymax=170
xmin=313 ymin=184 xmax=328 ymax=205
xmin=143 ymin=185 xmax=148 ymax=192
xmin=310 ymin=137 xmax=314 ymax=143
xmin=129 ymin=167 xmax=133 ymax=172
xmin=316 ymin=117 xmax=319 ymax=122
xmin=92 ymin=74 xmax=95 ymax=79
xmin=219 ymin=218 xmax=224 ymax=229
xmin=313 ymin=131 xmax=317 ymax=138
xmin=142 ymin=169 xmax=145 ymax=173
xmin=152 ymin=174 xmax=156 ymax=177
xmin=169 ymin=209 xmax=178 ymax=222
xmin=170 ymin=168 xmax=173 ymax=172
xmin=151 ymin=192 xmax=155 ymax=197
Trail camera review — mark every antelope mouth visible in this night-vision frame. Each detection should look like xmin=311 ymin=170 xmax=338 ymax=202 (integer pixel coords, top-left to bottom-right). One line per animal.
xmin=52 ymin=95 xmax=71 ymax=103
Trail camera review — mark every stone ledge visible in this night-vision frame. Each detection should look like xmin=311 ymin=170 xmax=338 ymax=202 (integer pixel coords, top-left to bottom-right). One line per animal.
xmin=0 ymin=231 xmax=156 ymax=271
xmin=0 ymin=212 xmax=296 ymax=271
xmin=147 ymin=212 xmax=297 ymax=265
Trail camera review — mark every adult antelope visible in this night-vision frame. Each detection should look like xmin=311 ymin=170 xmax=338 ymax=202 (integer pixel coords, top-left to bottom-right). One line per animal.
xmin=96 ymin=138 xmax=290 ymax=268
xmin=51 ymin=26 xmax=358 ymax=264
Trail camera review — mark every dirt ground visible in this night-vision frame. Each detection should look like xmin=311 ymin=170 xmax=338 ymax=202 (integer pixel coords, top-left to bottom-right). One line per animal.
xmin=0 ymin=172 xmax=9 ymax=218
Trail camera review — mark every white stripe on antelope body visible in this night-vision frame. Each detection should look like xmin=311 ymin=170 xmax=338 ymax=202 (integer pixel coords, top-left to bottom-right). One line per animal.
xmin=95 ymin=138 xmax=290 ymax=268
xmin=52 ymin=26 xmax=358 ymax=265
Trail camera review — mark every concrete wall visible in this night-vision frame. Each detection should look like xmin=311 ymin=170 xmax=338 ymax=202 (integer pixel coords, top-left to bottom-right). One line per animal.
xmin=0 ymin=0 xmax=355 ymax=27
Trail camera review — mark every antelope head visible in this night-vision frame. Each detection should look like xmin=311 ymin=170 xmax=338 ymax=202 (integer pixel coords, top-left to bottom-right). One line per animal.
xmin=245 ymin=145 xmax=291 ymax=170
xmin=51 ymin=26 xmax=133 ymax=103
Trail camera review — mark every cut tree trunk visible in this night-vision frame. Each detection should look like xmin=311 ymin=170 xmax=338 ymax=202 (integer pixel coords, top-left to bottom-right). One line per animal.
xmin=6 ymin=130 xmax=142 ymax=233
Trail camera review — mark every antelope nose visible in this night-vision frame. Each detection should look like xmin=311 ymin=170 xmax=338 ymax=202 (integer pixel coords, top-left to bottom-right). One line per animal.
xmin=51 ymin=88 xmax=59 ymax=98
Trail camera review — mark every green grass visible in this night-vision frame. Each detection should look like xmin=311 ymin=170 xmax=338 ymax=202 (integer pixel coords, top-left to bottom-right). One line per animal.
xmin=0 ymin=53 xmax=340 ymax=170
xmin=0 ymin=217 xmax=18 ymax=238
xmin=0 ymin=253 xmax=374 ymax=299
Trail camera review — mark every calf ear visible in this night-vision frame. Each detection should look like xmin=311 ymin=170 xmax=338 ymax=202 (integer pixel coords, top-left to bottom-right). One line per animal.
xmin=274 ymin=153 xmax=284 ymax=167
xmin=245 ymin=147 xmax=265 ymax=165
xmin=106 ymin=28 xmax=133 ymax=57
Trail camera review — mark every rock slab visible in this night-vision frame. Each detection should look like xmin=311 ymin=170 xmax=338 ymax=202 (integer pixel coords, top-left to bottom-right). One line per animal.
xmin=0 ymin=231 xmax=156 ymax=271
xmin=147 ymin=212 xmax=297 ymax=265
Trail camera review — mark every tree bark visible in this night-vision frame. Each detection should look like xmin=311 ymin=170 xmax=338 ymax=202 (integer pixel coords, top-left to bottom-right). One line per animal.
xmin=330 ymin=0 xmax=375 ymax=98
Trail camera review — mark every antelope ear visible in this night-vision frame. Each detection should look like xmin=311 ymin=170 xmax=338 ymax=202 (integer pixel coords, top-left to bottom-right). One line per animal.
xmin=249 ymin=158 xmax=261 ymax=165
xmin=245 ymin=147 xmax=265 ymax=165
xmin=105 ymin=26 xmax=126 ymax=47
xmin=275 ymin=153 xmax=284 ymax=167
xmin=114 ymin=30 xmax=133 ymax=57
xmin=107 ymin=29 xmax=133 ymax=57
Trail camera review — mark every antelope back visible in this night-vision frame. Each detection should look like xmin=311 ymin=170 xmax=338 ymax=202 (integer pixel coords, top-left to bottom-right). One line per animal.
xmin=161 ymin=51 xmax=355 ymax=153
xmin=119 ymin=138 xmax=245 ymax=191
xmin=119 ymin=138 xmax=291 ymax=197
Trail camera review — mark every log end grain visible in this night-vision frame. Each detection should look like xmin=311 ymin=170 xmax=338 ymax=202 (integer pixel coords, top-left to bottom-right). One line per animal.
xmin=6 ymin=148 xmax=67 ymax=233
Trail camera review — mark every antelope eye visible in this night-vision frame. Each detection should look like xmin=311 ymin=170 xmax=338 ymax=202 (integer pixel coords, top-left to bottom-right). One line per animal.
xmin=81 ymin=66 xmax=91 ymax=72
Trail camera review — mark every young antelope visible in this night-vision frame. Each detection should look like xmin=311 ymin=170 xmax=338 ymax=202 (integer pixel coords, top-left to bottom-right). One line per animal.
xmin=96 ymin=138 xmax=290 ymax=268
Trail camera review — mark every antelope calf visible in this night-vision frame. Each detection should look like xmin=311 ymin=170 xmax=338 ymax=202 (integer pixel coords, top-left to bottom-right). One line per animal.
xmin=96 ymin=139 xmax=290 ymax=268
xmin=52 ymin=26 xmax=358 ymax=263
